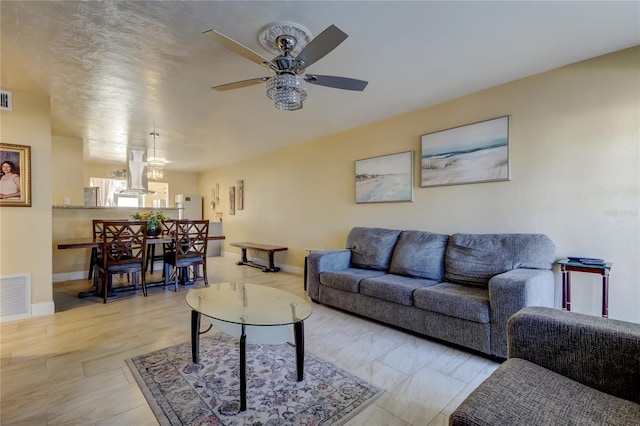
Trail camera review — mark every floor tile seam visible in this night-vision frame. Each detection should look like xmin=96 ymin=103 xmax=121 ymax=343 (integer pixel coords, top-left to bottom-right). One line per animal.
xmin=2 ymin=366 xmax=130 ymax=413
xmin=371 ymin=402 xmax=413 ymax=426
xmin=411 ymin=363 xmax=469 ymax=388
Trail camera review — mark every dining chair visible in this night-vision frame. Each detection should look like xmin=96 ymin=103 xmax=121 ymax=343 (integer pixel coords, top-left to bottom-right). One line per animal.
xmin=95 ymin=220 xmax=147 ymax=303
xmin=163 ymin=220 xmax=209 ymax=290
xmin=88 ymin=219 xmax=104 ymax=282
xmin=91 ymin=219 xmax=131 ymax=287
xmin=146 ymin=219 xmax=176 ymax=275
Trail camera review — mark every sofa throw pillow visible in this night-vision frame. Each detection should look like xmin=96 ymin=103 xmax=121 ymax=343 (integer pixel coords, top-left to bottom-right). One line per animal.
xmin=444 ymin=233 xmax=555 ymax=287
xmin=346 ymin=227 xmax=402 ymax=270
xmin=389 ymin=230 xmax=449 ymax=280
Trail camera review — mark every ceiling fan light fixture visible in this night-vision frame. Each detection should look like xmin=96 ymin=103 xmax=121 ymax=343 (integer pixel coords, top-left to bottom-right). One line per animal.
xmin=258 ymin=22 xmax=311 ymax=56
xmin=266 ymin=74 xmax=307 ymax=111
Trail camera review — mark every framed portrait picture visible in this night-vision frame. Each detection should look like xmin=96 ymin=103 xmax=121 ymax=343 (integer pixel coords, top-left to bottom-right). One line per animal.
xmin=355 ymin=151 xmax=413 ymax=203
xmin=0 ymin=143 xmax=31 ymax=207
xmin=420 ymin=116 xmax=510 ymax=188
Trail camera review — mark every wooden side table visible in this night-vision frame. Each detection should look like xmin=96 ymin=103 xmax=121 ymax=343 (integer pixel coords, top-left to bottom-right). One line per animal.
xmin=557 ymin=259 xmax=612 ymax=318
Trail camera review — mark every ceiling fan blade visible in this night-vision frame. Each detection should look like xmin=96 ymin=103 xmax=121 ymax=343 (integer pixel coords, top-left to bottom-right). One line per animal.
xmin=294 ymin=25 xmax=348 ymax=70
xmin=304 ymin=74 xmax=368 ymax=91
xmin=212 ymin=77 xmax=270 ymax=91
xmin=203 ymin=30 xmax=273 ymax=68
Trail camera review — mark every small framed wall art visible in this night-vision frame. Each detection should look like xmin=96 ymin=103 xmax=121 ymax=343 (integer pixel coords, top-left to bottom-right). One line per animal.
xmin=420 ymin=115 xmax=509 ymax=188
xmin=229 ymin=186 xmax=236 ymax=215
xmin=0 ymin=143 xmax=31 ymax=207
xmin=237 ymin=180 xmax=244 ymax=210
xmin=355 ymin=150 xmax=413 ymax=203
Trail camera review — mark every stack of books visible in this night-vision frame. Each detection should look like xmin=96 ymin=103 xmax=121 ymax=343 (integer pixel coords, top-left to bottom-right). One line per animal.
xmin=567 ymin=257 xmax=606 ymax=265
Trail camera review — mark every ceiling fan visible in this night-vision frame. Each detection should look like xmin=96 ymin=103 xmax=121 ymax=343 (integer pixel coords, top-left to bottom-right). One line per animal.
xmin=203 ymin=23 xmax=368 ymax=111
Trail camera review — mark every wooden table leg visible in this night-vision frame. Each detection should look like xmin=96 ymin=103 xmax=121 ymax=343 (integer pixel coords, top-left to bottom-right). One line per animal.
xmin=263 ymin=251 xmax=280 ymax=272
xmin=294 ymin=321 xmax=304 ymax=381
xmin=602 ymin=272 xmax=609 ymax=318
xmin=561 ymin=267 xmax=568 ymax=310
xmin=236 ymin=248 xmax=248 ymax=266
xmin=191 ymin=310 xmax=201 ymax=363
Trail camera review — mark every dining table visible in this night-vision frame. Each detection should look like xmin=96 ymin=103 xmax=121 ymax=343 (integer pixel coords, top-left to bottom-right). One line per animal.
xmin=57 ymin=234 xmax=226 ymax=298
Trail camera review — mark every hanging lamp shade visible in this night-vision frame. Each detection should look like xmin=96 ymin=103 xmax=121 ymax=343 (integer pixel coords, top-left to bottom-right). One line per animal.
xmin=147 ymin=132 xmax=164 ymax=181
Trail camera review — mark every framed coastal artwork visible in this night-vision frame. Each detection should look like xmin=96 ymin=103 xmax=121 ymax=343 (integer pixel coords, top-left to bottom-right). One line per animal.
xmin=0 ymin=143 xmax=31 ymax=207
xmin=355 ymin=151 xmax=413 ymax=203
xmin=420 ymin=116 xmax=509 ymax=188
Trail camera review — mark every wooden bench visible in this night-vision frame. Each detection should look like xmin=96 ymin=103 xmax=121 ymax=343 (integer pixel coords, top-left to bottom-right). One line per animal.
xmin=230 ymin=242 xmax=288 ymax=272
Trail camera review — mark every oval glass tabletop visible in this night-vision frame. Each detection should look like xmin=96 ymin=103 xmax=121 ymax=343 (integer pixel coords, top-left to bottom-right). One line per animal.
xmin=186 ymin=282 xmax=312 ymax=327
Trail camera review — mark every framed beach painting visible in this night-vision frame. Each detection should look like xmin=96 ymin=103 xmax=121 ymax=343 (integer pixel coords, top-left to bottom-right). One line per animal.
xmin=420 ymin=116 xmax=509 ymax=188
xmin=355 ymin=151 xmax=413 ymax=203
xmin=0 ymin=143 xmax=31 ymax=207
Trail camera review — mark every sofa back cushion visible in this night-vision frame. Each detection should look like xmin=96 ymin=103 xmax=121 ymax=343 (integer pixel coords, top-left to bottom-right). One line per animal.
xmin=444 ymin=233 xmax=555 ymax=287
xmin=346 ymin=227 xmax=401 ymax=270
xmin=389 ymin=230 xmax=449 ymax=280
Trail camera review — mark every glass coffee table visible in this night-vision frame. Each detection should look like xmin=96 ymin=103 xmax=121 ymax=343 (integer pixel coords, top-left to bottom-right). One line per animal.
xmin=186 ymin=282 xmax=313 ymax=411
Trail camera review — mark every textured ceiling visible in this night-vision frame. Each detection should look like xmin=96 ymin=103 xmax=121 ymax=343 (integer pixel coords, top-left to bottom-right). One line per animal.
xmin=1 ymin=1 xmax=638 ymax=172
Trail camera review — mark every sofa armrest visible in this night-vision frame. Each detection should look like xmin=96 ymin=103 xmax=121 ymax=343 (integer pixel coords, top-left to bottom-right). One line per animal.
xmin=508 ymin=306 xmax=640 ymax=403
xmin=306 ymin=249 xmax=351 ymax=300
xmin=488 ymin=269 xmax=555 ymax=357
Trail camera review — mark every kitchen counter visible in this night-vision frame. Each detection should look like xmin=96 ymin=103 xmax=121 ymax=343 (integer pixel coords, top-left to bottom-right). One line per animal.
xmin=53 ymin=205 xmax=179 ymax=210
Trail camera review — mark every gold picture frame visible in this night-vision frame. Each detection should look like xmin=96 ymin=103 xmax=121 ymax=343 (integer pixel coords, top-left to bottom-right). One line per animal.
xmin=0 ymin=143 xmax=31 ymax=207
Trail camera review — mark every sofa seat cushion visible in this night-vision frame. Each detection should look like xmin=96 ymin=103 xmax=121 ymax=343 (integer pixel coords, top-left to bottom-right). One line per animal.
xmin=360 ymin=274 xmax=440 ymax=306
xmin=445 ymin=233 xmax=555 ymax=287
xmin=451 ymin=358 xmax=640 ymax=426
xmin=320 ymin=269 xmax=387 ymax=293
xmin=388 ymin=230 xmax=448 ymax=281
xmin=413 ymin=282 xmax=490 ymax=323
xmin=346 ymin=227 xmax=402 ymax=270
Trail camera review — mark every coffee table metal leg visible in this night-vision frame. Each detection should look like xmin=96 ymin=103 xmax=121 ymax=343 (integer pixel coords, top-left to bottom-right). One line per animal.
xmin=294 ymin=321 xmax=304 ymax=381
xmin=240 ymin=324 xmax=247 ymax=411
xmin=191 ymin=310 xmax=201 ymax=363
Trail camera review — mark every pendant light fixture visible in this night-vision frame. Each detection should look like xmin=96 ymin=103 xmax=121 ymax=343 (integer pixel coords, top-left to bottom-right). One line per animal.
xmin=147 ymin=131 xmax=164 ymax=181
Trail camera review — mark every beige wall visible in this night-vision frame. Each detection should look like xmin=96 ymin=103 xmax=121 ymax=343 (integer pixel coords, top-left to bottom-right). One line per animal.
xmin=0 ymin=89 xmax=54 ymax=314
xmin=52 ymin=135 xmax=84 ymax=206
xmin=198 ymin=47 xmax=639 ymax=322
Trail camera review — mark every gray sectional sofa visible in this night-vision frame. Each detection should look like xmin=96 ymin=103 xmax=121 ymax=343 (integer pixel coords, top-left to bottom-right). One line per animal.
xmin=306 ymin=227 xmax=556 ymax=358
xmin=450 ymin=307 xmax=640 ymax=425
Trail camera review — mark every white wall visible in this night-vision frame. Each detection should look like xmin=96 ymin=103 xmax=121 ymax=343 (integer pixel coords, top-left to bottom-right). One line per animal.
xmin=199 ymin=47 xmax=640 ymax=323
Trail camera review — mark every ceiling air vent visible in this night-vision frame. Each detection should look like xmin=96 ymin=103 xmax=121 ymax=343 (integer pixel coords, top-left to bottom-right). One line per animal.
xmin=0 ymin=90 xmax=12 ymax=111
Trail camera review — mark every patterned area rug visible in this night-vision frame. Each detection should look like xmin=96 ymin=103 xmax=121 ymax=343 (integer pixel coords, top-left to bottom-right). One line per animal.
xmin=127 ymin=333 xmax=383 ymax=425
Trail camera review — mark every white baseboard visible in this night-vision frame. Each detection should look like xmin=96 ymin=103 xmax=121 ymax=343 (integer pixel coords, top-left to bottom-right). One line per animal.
xmin=52 ymin=256 xmax=303 ymax=284
xmin=220 ymin=251 xmax=302 ymax=275
xmin=32 ymin=301 xmax=55 ymax=317
xmin=53 ymin=271 xmax=88 ymax=283
xmin=1 ymin=300 xmax=56 ymax=322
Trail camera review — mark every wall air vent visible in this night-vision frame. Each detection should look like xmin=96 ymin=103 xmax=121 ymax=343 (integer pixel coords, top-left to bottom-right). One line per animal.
xmin=0 ymin=274 xmax=31 ymax=321
xmin=0 ymin=90 xmax=12 ymax=111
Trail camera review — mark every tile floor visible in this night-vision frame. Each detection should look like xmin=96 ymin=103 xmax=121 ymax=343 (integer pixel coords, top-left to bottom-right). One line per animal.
xmin=0 ymin=256 xmax=500 ymax=425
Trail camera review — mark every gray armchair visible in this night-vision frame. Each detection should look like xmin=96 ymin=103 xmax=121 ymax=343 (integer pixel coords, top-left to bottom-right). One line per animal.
xmin=450 ymin=307 xmax=640 ymax=425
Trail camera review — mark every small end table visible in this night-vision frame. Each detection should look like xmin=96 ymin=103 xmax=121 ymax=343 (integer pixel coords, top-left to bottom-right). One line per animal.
xmin=557 ymin=259 xmax=612 ymax=318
